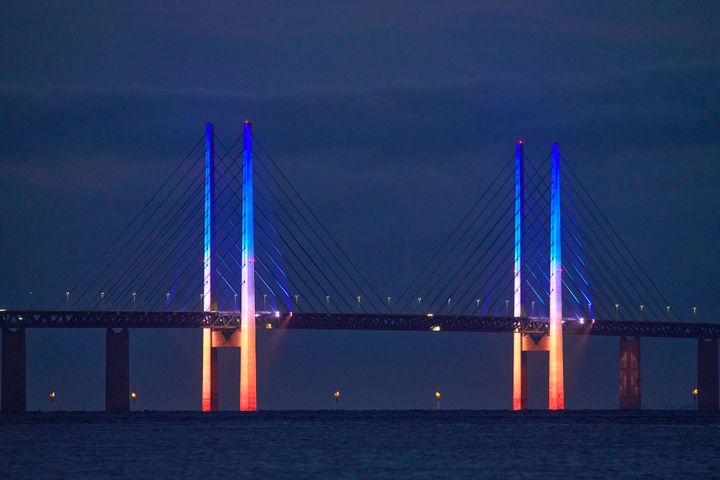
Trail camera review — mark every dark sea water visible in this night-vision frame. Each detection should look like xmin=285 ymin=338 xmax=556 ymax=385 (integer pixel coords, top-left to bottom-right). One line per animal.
xmin=1 ymin=410 xmax=719 ymax=479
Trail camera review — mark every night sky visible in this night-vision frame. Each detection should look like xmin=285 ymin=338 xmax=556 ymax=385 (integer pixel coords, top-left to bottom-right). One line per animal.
xmin=1 ymin=1 xmax=719 ymax=410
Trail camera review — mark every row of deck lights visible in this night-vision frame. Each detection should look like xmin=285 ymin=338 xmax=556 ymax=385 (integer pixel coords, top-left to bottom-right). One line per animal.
xmin=20 ymin=290 xmax=703 ymax=321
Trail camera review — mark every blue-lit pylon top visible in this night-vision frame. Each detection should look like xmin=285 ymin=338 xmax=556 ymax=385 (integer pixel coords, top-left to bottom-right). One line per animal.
xmin=241 ymin=120 xmax=255 ymax=308
xmin=549 ymin=142 xmax=562 ymax=320
xmin=203 ymin=122 xmax=215 ymax=312
xmin=513 ymin=141 xmax=524 ymax=318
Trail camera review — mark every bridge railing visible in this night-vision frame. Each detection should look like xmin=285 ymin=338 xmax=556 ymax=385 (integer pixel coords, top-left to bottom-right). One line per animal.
xmin=3 ymin=310 xmax=720 ymax=338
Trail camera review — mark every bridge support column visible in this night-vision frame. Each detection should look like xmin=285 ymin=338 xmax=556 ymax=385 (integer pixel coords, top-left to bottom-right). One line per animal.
xmin=202 ymin=328 xmax=219 ymax=411
xmin=240 ymin=120 xmax=257 ymax=411
xmin=201 ymin=122 xmax=219 ymax=412
xmin=619 ymin=336 xmax=641 ymax=409
xmin=512 ymin=141 xmax=527 ymax=410
xmin=697 ymin=338 xmax=718 ymax=411
xmin=548 ymin=143 xmax=564 ymax=410
xmin=105 ymin=328 xmax=129 ymax=412
xmin=513 ymin=334 xmax=528 ymax=410
xmin=2 ymin=328 xmax=26 ymax=413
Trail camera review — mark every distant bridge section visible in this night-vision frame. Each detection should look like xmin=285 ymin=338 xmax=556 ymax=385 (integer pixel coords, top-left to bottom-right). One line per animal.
xmin=2 ymin=310 xmax=720 ymax=339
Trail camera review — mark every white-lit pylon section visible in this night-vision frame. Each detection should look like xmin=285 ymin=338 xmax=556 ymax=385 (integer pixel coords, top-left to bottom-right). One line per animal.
xmin=202 ymin=122 xmax=215 ymax=412
xmin=548 ymin=143 xmax=565 ymax=410
xmin=512 ymin=141 xmax=525 ymax=410
xmin=240 ymin=120 xmax=257 ymax=411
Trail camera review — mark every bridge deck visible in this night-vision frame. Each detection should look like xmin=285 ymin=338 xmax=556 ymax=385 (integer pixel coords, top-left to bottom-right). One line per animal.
xmin=1 ymin=311 xmax=719 ymax=339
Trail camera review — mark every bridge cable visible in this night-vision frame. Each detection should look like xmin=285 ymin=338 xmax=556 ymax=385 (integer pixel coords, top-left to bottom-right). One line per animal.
xmin=57 ymin=135 xmax=204 ymax=308
xmin=253 ymin=135 xmax=389 ymax=312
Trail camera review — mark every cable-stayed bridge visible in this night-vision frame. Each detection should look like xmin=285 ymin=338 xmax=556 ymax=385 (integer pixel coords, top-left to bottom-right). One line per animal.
xmin=2 ymin=122 xmax=718 ymax=413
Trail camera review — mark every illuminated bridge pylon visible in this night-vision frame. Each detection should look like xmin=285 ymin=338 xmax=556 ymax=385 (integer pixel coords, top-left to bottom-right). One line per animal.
xmin=201 ymin=120 xmax=256 ymax=412
xmin=512 ymin=141 xmax=564 ymax=410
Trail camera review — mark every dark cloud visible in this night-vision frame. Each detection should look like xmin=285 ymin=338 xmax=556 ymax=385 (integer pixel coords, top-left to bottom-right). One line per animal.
xmin=2 ymin=59 xmax=718 ymax=165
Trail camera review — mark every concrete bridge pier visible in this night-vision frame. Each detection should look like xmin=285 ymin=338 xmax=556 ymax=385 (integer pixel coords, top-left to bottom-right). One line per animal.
xmin=619 ymin=336 xmax=641 ymax=409
xmin=1 ymin=328 xmax=26 ymax=413
xmin=202 ymin=328 xmax=219 ymax=411
xmin=202 ymin=329 xmax=241 ymax=411
xmin=513 ymin=333 xmax=549 ymax=409
xmin=697 ymin=338 xmax=718 ymax=410
xmin=106 ymin=328 xmax=129 ymax=412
